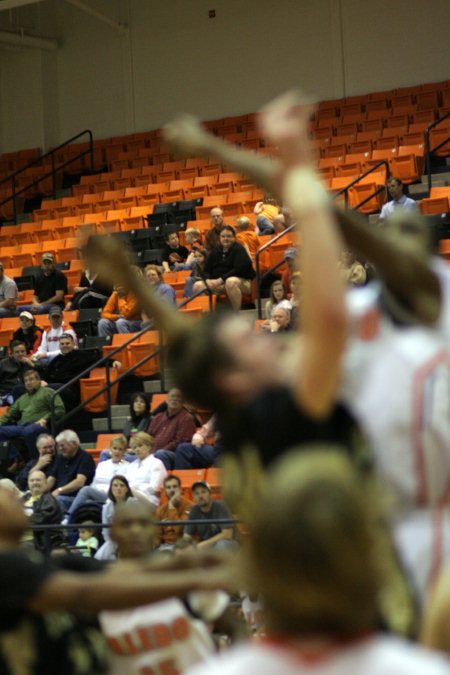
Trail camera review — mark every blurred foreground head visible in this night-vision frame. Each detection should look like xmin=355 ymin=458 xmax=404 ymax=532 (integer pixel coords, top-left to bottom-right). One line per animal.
xmin=245 ymin=448 xmax=379 ymax=637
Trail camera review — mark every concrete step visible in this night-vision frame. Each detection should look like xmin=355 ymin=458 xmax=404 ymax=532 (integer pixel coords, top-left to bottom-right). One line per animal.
xmin=111 ymin=404 xmax=129 ymax=416
xmin=92 ymin=416 xmax=129 ymax=432
xmin=143 ymin=379 xmax=162 ymax=393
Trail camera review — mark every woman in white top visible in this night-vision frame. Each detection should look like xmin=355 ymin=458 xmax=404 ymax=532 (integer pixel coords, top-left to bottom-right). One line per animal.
xmin=125 ymin=431 xmax=167 ymax=510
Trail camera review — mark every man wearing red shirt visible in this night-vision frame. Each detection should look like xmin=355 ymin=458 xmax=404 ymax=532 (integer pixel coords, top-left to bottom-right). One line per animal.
xmin=149 ymin=389 xmax=197 ymax=469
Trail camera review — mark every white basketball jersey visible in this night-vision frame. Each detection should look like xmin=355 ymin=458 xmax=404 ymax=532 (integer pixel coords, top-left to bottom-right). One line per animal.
xmin=341 ymin=282 xmax=450 ymax=511
xmin=184 ymin=636 xmax=450 ymax=675
xmin=100 ymin=597 xmax=214 ymax=675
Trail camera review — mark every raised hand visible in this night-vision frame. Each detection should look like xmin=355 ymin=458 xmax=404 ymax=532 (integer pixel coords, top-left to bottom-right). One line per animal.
xmin=163 ymin=115 xmax=212 ymax=157
xmin=258 ymin=90 xmax=316 ymax=169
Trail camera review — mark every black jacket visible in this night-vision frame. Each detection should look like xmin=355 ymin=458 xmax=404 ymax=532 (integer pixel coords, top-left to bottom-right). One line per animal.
xmin=204 ymin=242 xmax=255 ymax=281
xmin=40 ymin=349 xmax=100 ymax=387
xmin=23 ymin=492 xmax=63 ymax=552
xmin=0 ymin=357 xmax=27 ymax=396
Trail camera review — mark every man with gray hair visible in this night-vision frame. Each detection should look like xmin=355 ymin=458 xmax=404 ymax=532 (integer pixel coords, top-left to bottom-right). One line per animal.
xmin=0 ymin=261 xmax=18 ymax=317
xmin=46 ymin=430 xmax=96 ymax=514
xmin=15 ymin=433 xmax=56 ymax=491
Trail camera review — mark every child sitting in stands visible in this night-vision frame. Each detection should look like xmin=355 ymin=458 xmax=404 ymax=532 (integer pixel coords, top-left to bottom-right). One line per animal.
xmin=76 ymin=521 xmax=99 ymax=557
xmin=253 ymin=193 xmax=280 ymax=235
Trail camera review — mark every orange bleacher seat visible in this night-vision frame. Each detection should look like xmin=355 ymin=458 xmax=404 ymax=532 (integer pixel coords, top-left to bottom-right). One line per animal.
xmin=429 ymin=126 xmax=450 ymax=157
xmin=420 ymin=197 xmax=449 ymax=215
xmin=124 ymin=186 xmax=147 ymax=198
xmin=361 ymin=119 xmax=384 ymax=133
xmin=205 ymin=467 xmax=223 ymax=496
xmin=336 ymin=162 xmax=362 ymax=177
xmin=185 ymin=157 xmax=209 ymax=169
xmin=80 ymin=366 xmax=119 ymax=413
xmin=390 ymin=153 xmax=422 ymax=184
xmin=348 ymin=182 xmax=385 ymax=214
xmin=127 ymin=340 xmax=160 ymax=377
xmin=318 ymin=156 xmax=346 ymax=171
xmin=177 ymin=167 xmax=199 ymax=180
xmin=95 ymin=434 xmax=117 ymax=451
xmin=430 ymin=187 xmax=450 ymax=199
xmin=201 ymin=164 xmax=222 ymax=177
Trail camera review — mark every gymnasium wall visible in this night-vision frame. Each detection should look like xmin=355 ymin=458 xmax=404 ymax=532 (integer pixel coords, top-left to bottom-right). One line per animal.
xmin=0 ymin=0 xmax=448 ymax=153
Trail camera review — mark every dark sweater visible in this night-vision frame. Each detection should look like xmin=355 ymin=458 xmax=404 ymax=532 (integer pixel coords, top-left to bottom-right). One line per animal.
xmin=204 ymin=242 xmax=255 ymax=281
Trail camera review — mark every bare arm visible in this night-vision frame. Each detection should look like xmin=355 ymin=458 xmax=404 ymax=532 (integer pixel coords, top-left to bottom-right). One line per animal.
xmin=28 ymin=565 xmax=230 ymax=614
xmin=51 ymin=473 xmax=87 ymax=497
xmin=333 ymin=208 xmax=441 ymax=325
xmin=197 ymin=528 xmax=234 ymax=550
xmin=259 ymin=92 xmax=347 ymax=418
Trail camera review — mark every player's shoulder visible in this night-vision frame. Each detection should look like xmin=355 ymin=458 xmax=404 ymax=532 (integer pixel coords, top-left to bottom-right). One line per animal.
xmin=366 ymin=635 xmax=450 ymax=673
xmin=184 ymin=643 xmax=273 ymax=675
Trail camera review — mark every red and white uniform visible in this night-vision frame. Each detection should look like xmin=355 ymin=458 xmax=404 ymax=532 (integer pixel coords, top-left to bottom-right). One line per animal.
xmin=340 ymin=276 xmax=450 ymax=599
xmin=100 ymin=597 xmax=214 ymax=675
xmin=185 ymin=635 xmax=450 ymax=675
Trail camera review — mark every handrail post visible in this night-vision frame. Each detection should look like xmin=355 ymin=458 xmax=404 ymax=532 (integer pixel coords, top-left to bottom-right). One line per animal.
xmin=255 ymin=253 xmax=262 ymax=319
xmin=159 ymin=329 xmax=166 ymax=393
xmin=105 ymin=360 xmax=112 ymax=432
xmin=425 ymin=126 xmax=432 ymax=195
xmin=89 ymin=131 xmax=94 ymax=173
xmin=50 ymin=393 xmax=56 ymax=437
xmin=11 ymin=175 xmax=17 ymax=224
xmin=51 ymin=153 xmax=56 ymax=197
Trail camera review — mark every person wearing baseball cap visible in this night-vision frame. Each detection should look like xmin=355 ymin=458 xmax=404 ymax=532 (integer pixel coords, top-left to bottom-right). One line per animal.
xmin=183 ymin=481 xmax=238 ymax=552
xmin=32 ymin=306 xmax=77 ymax=364
xmin=12 ymin=311 xmax=43 ymax=355
xmin=0 ymin=261 xmax=18 ymax=318
xmin=17 ymin=252 xmax=68 ymax=315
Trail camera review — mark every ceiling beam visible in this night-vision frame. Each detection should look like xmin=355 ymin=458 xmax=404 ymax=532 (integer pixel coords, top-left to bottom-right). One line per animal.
xmin=64 ymin=0 xmax=126 ymax=35
xmin=0 ymin=0 xmax=49 ymax=11
xmin=0 ymin=29 xmax=58 ymax=50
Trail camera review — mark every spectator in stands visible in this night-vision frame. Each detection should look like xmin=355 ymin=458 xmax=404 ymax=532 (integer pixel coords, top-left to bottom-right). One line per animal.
xmin=254 ymin=193 xmax=280 ymax=235
xmin=19 ymin=252 xmax=68 ymax=315
xmin=65 ymin=252 xmax=112 ymax=311
xmin=0 ymin=369 xmax=65 ymax=460
xmin=204 ymin=207 xmax=226 ymax=251
xmin=13 ymin=311 xmax=43 ymax=355
xmin=31 ymin=306 xmax=77 ymax=364
xmin=183 ymin=481 xmax=238 ymax=552
xmin=235 ymin=216 xmax=259 ymax=263
xmin=172 ymin=228 xmax=203 ymax=272
xmin=379 ymin=177 xmax=418 ymax=220
xmin=161 ymin=231 xmax=189 ymax=273
xmin=149 ymin=388 xmax=197 ymax=469
xmin=99 ymin=474 xmax=133 ymax=556
xmin=272 ymin=211 xmax=288 ymax=233
xmin=37 ymin=333 xmax=121 ymax=408
xmin=21 ymin=469 xmax=63 ymax=552
xmin=15 ymin=432 xmax=56 ymax=491
xmin=264 ymin=279 xmax=291 ymax=321
xmin=183 ymin=247 xmax=207 ymax=298
xmin=173 ymin=415 xmax=223 ymax=470
xmin=281 ymin=246 xmax=297 ymax=293
xmin=0 ymin=262 xmax=18 ymax=317
xmin=46 ymin=429 xmax=96 ymax=514
xmin=153 ymin=474 xmax=193 ymax=550
xmin=338 ymin=249 xmax=366 ymax=287
xmin=263 ymin=305 xmax=292 ymax=333
xmin=125 ymin=431 xmax=167 ymax=509
xmin=144 ymin=264 xmax=176 ymax=304
xmin=193 ymin=225 xmax=255 ymax=312
xmin=63 ymin=434 xmax=129 ymax=524
xmin=0 ymin=340 xmax=33 ymax=405
xmin=123 ymin=392 xmax=152 ymax=440
xmin=98 ymin=283 xmax=141 ymax=336
xmin=75 ymin=522 xmax=99 ymax=557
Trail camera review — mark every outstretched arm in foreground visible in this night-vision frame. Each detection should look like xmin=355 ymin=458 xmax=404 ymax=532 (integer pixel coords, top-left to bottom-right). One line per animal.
xmin=163 ymin=115 xmax=440 ymax=326
xmin=259 ymin=91 xmax=347 ymax=418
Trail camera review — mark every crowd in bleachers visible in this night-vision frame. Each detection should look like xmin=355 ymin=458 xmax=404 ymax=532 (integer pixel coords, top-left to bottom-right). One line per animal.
xmin=1 ymin=81 xmax=450 ymax=673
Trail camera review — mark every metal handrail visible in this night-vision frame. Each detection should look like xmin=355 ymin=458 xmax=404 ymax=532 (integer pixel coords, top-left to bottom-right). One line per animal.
xmin=333 ymin=159 xmax=390 ymax=209
xmin=49 ymin=286 xmax=212 ymax=433
xmin=425 ymin=111 xmax=450 ymax=193
xmin=255 ymin=224 xmax=296 ymax=319
xmin=0 ymin=129 xmax=94 ymax=223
